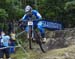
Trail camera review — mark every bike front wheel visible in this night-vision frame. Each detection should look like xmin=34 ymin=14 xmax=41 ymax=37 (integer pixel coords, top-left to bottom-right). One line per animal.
xmin=34 ymin=31 xmax=47 ymax=53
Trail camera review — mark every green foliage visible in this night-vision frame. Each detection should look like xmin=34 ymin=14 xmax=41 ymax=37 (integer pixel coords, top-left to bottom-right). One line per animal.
xmin=0 ymin=0 xmax=75 ymax=28
xmin=0 ymin=23 xmax=4 ymax=29
xmin=64 ymin=1 xmax=75 ymax=10
xmin=13 ymin=7 xmax=24 ymax=19
xmin=0 ymin=9 xmax=8 ymax=21
xmin=0 ymin=0 xmax=24 ymax=21
xmin=37 ymin=0 xmax=75 ymax=27
xmin=63 ymin=0 xmax=75 ymax=27
xmin=0 ymin=0 xmax=24 ymax=31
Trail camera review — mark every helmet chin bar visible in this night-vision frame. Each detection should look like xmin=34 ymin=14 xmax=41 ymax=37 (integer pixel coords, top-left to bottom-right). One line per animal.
xmin=25 ymin=5 xmax=32 ymax=13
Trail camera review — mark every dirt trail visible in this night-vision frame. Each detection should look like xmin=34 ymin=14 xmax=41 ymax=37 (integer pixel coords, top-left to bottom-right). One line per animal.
xmin=38 ymin=45 xmax=75 ymax=59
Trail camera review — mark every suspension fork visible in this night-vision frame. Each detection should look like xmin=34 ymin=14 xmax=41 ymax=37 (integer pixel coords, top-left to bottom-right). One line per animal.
xmin=28 ymin=25 xmax=34 ymax=49
xmin=27 ymin=25 xmax=33 ymax=39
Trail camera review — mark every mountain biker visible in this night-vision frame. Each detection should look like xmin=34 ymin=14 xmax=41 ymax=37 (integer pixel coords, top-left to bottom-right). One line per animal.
xmin=20 ymin=5 xmax=46 ymax=42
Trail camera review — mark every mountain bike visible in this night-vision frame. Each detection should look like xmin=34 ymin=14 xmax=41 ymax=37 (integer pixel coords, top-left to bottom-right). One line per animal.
xmin=25 ymin=18 xmax=46 ymax=53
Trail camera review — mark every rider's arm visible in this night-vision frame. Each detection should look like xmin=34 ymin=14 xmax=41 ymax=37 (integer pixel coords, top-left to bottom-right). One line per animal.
xmin=33 ymin=10 xmax=42 ymax=20
xmin=36 ymin=12 xmax=42 ymax=19
xmin=20 ymin=14 xmax=27 ymax=21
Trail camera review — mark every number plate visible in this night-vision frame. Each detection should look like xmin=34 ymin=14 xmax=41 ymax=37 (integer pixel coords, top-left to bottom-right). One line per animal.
xmin=28 ymin=21 xmax=33 ymax=25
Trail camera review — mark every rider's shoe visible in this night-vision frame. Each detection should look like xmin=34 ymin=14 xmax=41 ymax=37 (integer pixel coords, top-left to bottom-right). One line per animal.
xmin=42 ymin=38 xmax=47 ymax=43
xmin=32 ymin=38 xmax=36 ymax=42
xmin=33 ymin=38 xmax=36 ymax=40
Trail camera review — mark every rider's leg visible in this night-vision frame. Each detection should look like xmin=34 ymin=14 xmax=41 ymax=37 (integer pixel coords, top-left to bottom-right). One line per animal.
xmin=37 ymin=25 xmax=46 ymax=42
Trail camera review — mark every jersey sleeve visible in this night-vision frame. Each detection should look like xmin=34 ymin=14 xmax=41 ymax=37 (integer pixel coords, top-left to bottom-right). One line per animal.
xmin=36 ymin=12 xmax=42 ymax=19
xmin=21 ymin=14 xmax=27 ymax=21
xmin=32 ymin=10 xmax=42 ymax=19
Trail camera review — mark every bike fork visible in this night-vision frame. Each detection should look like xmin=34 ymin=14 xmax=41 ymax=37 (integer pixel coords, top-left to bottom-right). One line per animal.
xmin=28 ymin=25 xmax=34 ymax=49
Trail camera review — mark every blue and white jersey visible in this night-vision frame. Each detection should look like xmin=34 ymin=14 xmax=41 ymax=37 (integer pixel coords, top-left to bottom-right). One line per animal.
xmin=21 ymin=10 xmax=42 ymax=21
xmin=2 ymin=35 xmax=10 ymax=47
